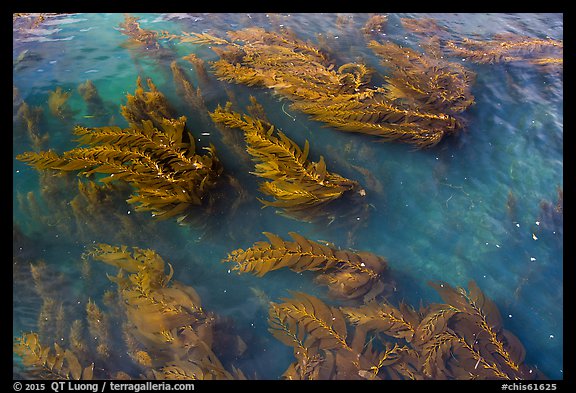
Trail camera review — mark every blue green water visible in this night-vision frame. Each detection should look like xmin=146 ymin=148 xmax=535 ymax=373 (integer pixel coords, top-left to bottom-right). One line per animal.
xmin=13 ymin=13 xmax=563 ymax=380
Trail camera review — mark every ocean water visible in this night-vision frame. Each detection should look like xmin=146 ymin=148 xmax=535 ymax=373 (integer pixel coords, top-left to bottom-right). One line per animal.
xmin=13 ymin=13 xmax=563 ymax=380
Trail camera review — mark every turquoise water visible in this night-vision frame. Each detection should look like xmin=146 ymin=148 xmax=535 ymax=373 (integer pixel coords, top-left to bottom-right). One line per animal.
xmin=13 ymin=13 xmax=563 ymax=380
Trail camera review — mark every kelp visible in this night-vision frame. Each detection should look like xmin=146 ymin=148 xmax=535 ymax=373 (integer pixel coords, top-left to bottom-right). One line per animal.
xmin=14 ymin=244 xmax=246 ymax=380
xmin=167 ymin=27 xmax=472 ymax=148
xmin=268 ymin=292 xmax=420 ymax=380
xmin=14 ymin=332 xmax=95 ymax=380
xmin=16 ymin=100 xmax=48 ymax=151
xmin=47 ymin=87 xmax=73 ymax=120
xmin=117 ymin=14 xmax=160 ymax=50
xmin=78 ymin=80 xmax=108 ymax=119
xmin=224 ymin=232 xmax=388 ymax=301
xmin=17 ymin=76 xmax=224 ymax=223
xmin=170 ymin=60 xmax=210 ymax=124
xmin=269 ymin=281 xmax=546 ymax=380
xmin=445 ymin=33 xmax=563 ymax=68
xmin=361 ymin=14 xmax=388 ymax=39
xmin=121 ymin=76 xmax=176 ymax=130
xmin=210 ymin=103 xmax=364 ymax=221
xmin=368 ymin=40 xmax=475 ymax=114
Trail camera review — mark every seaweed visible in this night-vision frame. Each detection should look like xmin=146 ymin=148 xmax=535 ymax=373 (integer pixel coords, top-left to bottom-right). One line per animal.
xmin=120 ymin=76 xmax=177 ymax=130
xmin=14 ymin=244 xmax=246 ymax=380
xmin=361 ymin=14 xmax=388 ymax=39
xmin=165 ymin=26 xmax=477 ymax=148
xmin=368 ymin=40 xmax=475 ymax=114
xmin=268 ymin=281 xmax=546 ymax=379
xmin=224 ymin=232 xmax=388 ymax=301
xmin=78 ymin=80 xmax=109 ymax=119
xmin=117 ymin=14 xmax=160 ymax=50
xmin=445 ymin=33 xmax=563 ymax=69
xmin=210 ymin=103 xmax=364 ymax=221
xmin=16 ymin=100 xmax=48 ymax=151
xmin=17 ymin=77 xmax=224 ymax=223
xmin=47 ymin=87 xmax=74 ymax=120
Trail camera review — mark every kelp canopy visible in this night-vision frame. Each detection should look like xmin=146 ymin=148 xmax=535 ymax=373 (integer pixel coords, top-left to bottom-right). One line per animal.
xmin=165 ymin=26 xmax=475 ymax=148
xmin=17 ymin=77 xmax=223 ymax=222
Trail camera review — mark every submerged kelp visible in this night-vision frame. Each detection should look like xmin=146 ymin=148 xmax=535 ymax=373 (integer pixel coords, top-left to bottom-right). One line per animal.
xmin=14 ymin=244 xmax=247 ymax=380
xmin=269 ymin=282 xmax=546 ymax=380
xmin=210 ymin=103 xmax=365 ymax=222
xmin=16 ymin=171 xmax=160 ymax=244
xmin=47 ymin=87 xmax=73 ymax=120
xmin=166 ymin=27 xmax=473 ymax=148
xmin=17 ymin=77 xmax=224 ymax=223
xmin=224 ymin=232 xmax=388 ymax=301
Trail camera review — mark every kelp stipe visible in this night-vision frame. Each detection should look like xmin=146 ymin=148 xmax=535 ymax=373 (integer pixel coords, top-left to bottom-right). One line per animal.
xmin=224 ymin=232 xmax=388 ymax=301
xmin=210 ymin=103 xmax=365 ymax=222
xmin=17 ymin=77 xmax=224 ymax=223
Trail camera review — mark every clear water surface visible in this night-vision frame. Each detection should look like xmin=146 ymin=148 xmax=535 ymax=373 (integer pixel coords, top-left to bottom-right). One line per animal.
xmin=13 ymin=13 xmax=563 ymax=380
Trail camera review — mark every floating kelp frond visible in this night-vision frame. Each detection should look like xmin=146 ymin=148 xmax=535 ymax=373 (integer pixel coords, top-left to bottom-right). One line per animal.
xmin=17 ymin=115 xmax=223 ymax=221
xmin=14 ymin=332 xmax=95 ymax=380
xmin=117 ymin=14 xmax=160 ymax=49
xmin=368 ymin=40 xmax=475 ymax=114
xmin=170 ymin=60 xmax=209 ymax=122
xmin=14 ymin=245 xmax=246 ymax=380
xmin=224 ymin=232 xmax=387 ymax=300
xmin=361 ymin=14 xmax=388 ymax=39
xmin=169 ymin=27 xmax=469 ymax=148
xmin=268 ymin=292 xmax=419 ymax=380
xmin=445 ymin=33 xmax=563 ymax=67
xmin=17 ymin=76 xmax=224 ymax=223
xmin=266 ymin=281 xmax=545 ymax=379
xmin=121 ymin=76 xmax=176 ymax=130
xmin=210 ymin=104 xmax=363 ymax=220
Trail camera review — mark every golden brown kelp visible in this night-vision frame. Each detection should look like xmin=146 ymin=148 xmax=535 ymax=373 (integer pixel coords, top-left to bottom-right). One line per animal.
xmin=342 ymin=281 xmax=545 ymax=380
xmin=15 ymin=244 xmax=247 ymax=380
xmin=170 ymin=60 xmax=210 ymax=124
xmin=78 ymin=80 xmax=108 ymax=118
xmin=361 ymin=14 xmax=388 ymax=39
xmin=17 ymin=77 xmax=223 ymax=223
xmin=14 ymin=332 xmax=95 ymax=380
xmin=170 ymin=27 xmax=469 ymax=148
xmin=121 ymin=76 xmax=176 ymax=130
xmin=47 ymin=87 xmax=73 ymax=120
xmin=268 ymin=281 xmax=545 ymax=380
xmin=87 ymin=244 xmax=243 ymax=380
xmin=117 ymin=14 xmax=160 ymax=50
xmin=445 ymin=33 xmax=563 ymax=68
xmin=224 ymin=232 xmax=387 ymax=300
xmin=368 ymin=40 xmax=475 ymax=114
xmin=210 ymin=103 xmax=364 ymax=221
xmin=268 ymin=292 xmax=419 ymax=380
xmin=16 ymin=101 xmax=49 ymax=151
xmin=182 ymin=53 xmax=210 ymax=86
